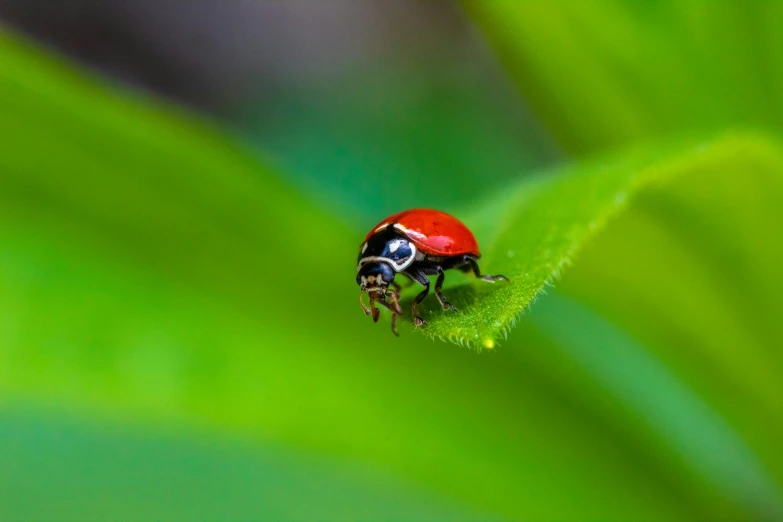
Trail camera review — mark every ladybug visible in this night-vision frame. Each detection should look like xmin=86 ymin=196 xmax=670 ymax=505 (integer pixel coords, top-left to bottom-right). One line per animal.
xmin=357 ymin=209 xmax=508 ymax=336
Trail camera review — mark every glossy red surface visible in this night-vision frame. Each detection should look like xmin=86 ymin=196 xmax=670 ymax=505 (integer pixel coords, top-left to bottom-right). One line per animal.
xmin=365 ymin=209 xmax=480 ymax=257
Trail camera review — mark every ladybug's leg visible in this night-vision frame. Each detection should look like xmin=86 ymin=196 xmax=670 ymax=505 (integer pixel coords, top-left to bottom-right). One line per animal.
xmin=406 ymin=269 xmax=431 ymax=326
xmin=360 ymin=290 xmax=381 ymax=322
xmin=387 ymin=290 xmax=404 ymax=316
xmin=391 ymin=312 xmax=399 ymax=336
xmin=369 ymin=297 xmax=381 ymax=322
xmin=359 ymin=289 xmax=372 ymax=316
xmin=466 ymin=256 xmax=509 ymax=283
xmin=412 ymin=287 xmax=429 ymax=326
xmin=375 ymin=296 xmax=402 ymax=336
xmin=389 ymin=291 xmax=403 ymax=336
xmin=435 ymin=267 xmax=457 ymax=312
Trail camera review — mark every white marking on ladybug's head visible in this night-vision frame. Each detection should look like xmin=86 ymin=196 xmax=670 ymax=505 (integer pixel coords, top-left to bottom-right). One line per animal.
xmin=361 ymin=242 xmax=368 ymax=254
xmin=357 ymin=243 xmax=417 ymax=272
xmin=388 ymin=239 xmax=403 ymax=253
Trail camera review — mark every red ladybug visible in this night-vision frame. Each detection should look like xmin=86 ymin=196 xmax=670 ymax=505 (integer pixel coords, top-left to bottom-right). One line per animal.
xmin=357 ymin=209 xmax=508 ymax=336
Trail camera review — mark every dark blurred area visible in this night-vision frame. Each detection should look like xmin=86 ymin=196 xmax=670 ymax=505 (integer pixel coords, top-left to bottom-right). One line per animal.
xmin=3 ymin=0 xmax=453 ymax=109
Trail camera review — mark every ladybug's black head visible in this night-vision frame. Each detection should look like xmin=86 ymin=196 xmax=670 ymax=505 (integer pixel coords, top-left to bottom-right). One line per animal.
xmin=357 ymin=261 xmax=395 ymax=297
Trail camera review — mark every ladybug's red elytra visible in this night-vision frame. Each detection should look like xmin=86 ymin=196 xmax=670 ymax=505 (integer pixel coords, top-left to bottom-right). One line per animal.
xmin=357 ymin=209 xmax=508 ymax=336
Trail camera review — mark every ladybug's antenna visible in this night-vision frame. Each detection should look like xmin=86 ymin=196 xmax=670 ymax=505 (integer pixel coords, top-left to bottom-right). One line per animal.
xmin=369 ymin=296 xmax=380 ymax=322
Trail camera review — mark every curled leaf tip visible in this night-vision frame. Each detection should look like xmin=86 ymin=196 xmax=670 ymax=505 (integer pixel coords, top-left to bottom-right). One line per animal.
xmin=411 ymin=133 xmax=783 ymax=348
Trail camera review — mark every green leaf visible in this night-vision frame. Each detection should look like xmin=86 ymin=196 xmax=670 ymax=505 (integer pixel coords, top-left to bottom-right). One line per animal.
xmin=404 ymin=130 xmax=783 ymax=518
xmin=409 ymin=132 xmax=783 ymax=350
xmin=524 ymin=293 xmax=783 ymax=519
xmin=0 ymin=410 xmax=500 ymax=522
xmin=549 ymin=147 xmax=783 ymax=511
xmin=3 ymin=29 xmax=783 ymax=522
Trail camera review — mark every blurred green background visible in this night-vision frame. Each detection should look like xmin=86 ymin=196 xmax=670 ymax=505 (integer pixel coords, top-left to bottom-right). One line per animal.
xmin=1 ymin=2 xmax=782 ymax=521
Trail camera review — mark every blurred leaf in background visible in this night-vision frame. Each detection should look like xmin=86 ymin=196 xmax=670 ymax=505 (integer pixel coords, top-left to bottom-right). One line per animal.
xmin=1 ymin=1 xmax=783 ymax=521
xmin=468 ymin=1 xmax=783 ymax=155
